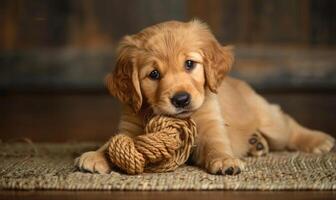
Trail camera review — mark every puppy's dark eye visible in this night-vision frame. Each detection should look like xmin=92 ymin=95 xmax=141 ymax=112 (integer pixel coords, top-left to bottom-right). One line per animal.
xmin=149 ymin=69 xmax=160 ymax=80
xmin=185 ymin=60 xmax=196 ymax=71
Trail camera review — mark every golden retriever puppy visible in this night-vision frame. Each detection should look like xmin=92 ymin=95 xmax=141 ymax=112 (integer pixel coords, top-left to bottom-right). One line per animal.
xmin=75 ymin=20 xmax=335 ymax=175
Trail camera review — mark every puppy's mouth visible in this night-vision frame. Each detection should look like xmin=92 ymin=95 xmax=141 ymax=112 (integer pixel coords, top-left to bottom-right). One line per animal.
xmin=152 ymin=103 xmax=199 ymax=118
xmin=153 ymin=107 xmax=195 ymax=118
xmin=174 ymin=109 xmax=194 ymax=118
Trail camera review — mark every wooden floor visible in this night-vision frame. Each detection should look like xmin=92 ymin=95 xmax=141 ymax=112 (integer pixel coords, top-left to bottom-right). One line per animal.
xmin=1 ymin=191 xmax=336 ymax=200
xmin=1 ymin=92 xmax=336 ymax=199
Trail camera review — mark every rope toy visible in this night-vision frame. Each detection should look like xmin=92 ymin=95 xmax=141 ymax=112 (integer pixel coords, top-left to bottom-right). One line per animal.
xmin=107 ymin=115 xmax=197 ymax=175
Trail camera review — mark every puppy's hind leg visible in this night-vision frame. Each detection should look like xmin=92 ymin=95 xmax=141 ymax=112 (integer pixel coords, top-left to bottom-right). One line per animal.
xmin=285 ymin=114 xmax=335 ymax=154
xmin=257 ymin=103 xmax=335 ymax=154
xmin=247 ymin=130 xmax=269 ymax=157
xmin=234 ymin=79 xmax=334 ymax=154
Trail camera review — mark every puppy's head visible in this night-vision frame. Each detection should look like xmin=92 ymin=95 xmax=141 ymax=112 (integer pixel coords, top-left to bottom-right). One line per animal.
xmin=106 ymin=20 xmax=233 ymax=118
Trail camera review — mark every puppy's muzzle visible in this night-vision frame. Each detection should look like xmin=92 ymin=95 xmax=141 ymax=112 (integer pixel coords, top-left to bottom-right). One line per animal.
xmin=171 ymin=92 xmax=191 ymax=108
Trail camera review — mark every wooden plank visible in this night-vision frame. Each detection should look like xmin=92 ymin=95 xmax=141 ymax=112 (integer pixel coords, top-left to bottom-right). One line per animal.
xmin=1 ymin=0 xmax=336 ymax=49
xmin=232 ymin=46 xmax=336 ymax=90
xmin=310 ymin=0 xmax=336 ymax=45
xmin=1 ymin=93 xmax=336 ymax=142
xmin=186 ymin=0 xmax=223 ymax=35
xmin=0 ymin=191 xmax=336 ymax=200
xmin=1 ymin=46 xmax=335 ymax=91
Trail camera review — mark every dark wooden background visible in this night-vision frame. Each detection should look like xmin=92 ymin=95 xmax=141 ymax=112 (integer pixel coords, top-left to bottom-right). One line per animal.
xmin=1 ymin=0 xmax=336 ymax=49
xmin=1 ymin=0 xmax=336 ymax=92
xmin=0 ymin=0 xmax=336 ymax=143
xmin=1 ymin=3 xmax=336 ymax=200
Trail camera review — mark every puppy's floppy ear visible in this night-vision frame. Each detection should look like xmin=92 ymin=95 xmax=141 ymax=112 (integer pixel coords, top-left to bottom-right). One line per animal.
xmin=203 ymin=41 xmax=234 ymax=93
xmin=105 ymin=36 xmax=142 ymax=112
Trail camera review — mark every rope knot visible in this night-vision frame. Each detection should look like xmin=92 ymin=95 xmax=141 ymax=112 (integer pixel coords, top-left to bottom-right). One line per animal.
xmin=108 ymin=115 xmax=197 ymax=174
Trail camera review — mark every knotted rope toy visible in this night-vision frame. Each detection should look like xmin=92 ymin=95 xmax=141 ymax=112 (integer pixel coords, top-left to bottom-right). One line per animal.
xmin=107 ymin=115 xmax=197 ymax=175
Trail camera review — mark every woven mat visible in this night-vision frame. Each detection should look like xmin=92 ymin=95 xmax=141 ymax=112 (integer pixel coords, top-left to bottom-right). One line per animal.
xmin=1 ymin=142 xmax=336 ymax=191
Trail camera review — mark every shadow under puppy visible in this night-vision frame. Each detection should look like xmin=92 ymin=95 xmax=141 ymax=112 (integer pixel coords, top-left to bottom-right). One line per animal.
xmin=75 ymin=20 xmax=335 ymax=175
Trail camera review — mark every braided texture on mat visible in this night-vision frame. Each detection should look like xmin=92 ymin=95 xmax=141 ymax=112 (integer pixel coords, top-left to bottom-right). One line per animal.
xmin=1 ymin=143 xmax=336 ymax=190
xmin=108 ymin=115 xmax=197 ymax=174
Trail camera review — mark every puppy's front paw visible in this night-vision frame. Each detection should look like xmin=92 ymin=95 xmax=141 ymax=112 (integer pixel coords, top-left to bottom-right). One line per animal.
xmin=205 ymin=156 xmax=245 ymax=175
xmin=74 ymin=151 xmax=111 ymax=174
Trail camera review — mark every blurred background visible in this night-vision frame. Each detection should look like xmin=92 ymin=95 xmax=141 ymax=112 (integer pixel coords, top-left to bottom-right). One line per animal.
xmin=1 ymin=0 xmax=336 ymax=142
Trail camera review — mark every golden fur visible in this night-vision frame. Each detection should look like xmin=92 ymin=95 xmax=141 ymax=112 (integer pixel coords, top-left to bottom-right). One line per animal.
xmin=76 ymin=20 xmax=335 ymax=175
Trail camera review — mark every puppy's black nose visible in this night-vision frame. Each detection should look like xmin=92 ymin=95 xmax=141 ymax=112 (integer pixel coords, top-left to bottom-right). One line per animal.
xmin=171 ymin=92 xmax=191 ymax=108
